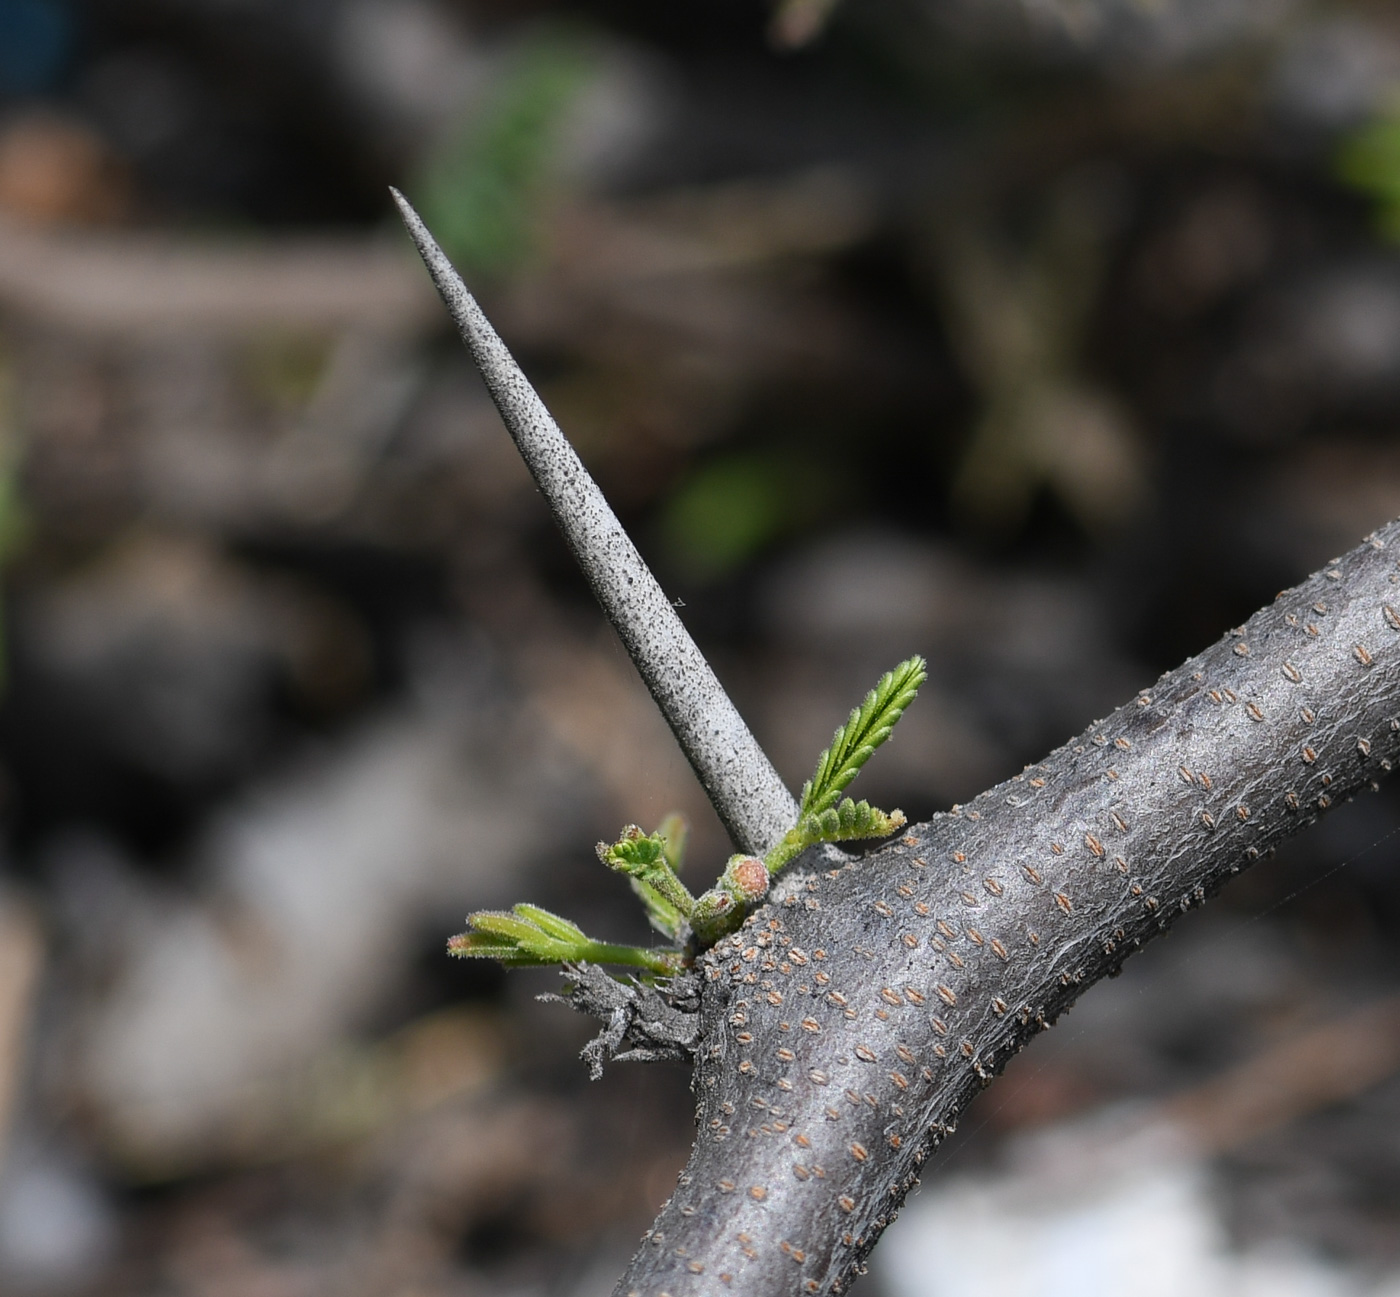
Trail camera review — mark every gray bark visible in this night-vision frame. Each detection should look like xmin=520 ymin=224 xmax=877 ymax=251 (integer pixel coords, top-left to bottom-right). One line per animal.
xmin=390 ymin=190 xmax=1400 ymax=1297
xmin=613 ymin=521 xmax=1400 ymax=1297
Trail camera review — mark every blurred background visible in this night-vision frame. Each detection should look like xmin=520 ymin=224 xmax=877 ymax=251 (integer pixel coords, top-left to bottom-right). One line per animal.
xmin=3 ymin=0 xmax=1400 ymax=1294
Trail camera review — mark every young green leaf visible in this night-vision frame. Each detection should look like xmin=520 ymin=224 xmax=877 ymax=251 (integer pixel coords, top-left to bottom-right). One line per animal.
xmin=799 ymin=656 xmax=926 ymax=820
xmin=598 ymin=824 xmax=668 ymax=871
xmin=449 ymin=906 xmax=684 ymax=975
xmin=629 ymin=814 xmax=692 ymax=937
xmin=598 ymin=824 xmax=696 ymax=923
xmin=765 ymin=799 xmax=907 ymax=875
xmin=511 ymin=903 xmax=588 ymax=944
xmin=469 ymin=909 xmax=567 ymax=947
xmin=630 ymin=878 xmax=688 ymax=940
xmin=445 ymin=931 xmax=520 ymax=960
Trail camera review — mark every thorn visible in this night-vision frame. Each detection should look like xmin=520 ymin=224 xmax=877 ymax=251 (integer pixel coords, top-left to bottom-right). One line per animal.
xmin=391 ymin=188 xmax=797 ymax=854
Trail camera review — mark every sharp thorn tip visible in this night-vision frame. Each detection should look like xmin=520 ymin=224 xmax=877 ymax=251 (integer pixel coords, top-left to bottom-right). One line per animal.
xmin=391 ymin=192 xmax=459 ymax=291
xmin=389 ymin=188 xmax=434 ymax=248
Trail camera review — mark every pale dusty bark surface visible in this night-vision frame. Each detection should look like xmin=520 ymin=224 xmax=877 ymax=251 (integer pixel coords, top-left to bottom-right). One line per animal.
xmin=613 ymin=519 xmax=1400 ymax=1297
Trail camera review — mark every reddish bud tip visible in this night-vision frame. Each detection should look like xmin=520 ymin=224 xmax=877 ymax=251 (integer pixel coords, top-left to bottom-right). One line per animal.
xmin=729 ymin=856 xmax=769 ymax=901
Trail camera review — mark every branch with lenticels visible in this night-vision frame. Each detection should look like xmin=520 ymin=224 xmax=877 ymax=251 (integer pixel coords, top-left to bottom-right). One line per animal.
xmin=618 ymin=524 xmax=1400 ymax=1295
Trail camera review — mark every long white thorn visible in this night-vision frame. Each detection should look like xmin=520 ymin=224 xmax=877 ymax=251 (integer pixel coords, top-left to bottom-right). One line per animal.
xmin=392 ymin=188 xmax=799 ymax=855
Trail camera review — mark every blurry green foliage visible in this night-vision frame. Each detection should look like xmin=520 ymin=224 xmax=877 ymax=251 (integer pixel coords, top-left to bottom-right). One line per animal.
xmin=1337 ymin=98 xmax=1400 ymax=240
xmin=660 ymin=450 xmax=832 ymax=581
xmin=417 ymin=29 xmax=598 ymax=278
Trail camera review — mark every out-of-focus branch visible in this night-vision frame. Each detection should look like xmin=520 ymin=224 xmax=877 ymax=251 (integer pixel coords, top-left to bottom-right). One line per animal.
xmin=0 ymin=897 xmax=44 ymax=1164
xmin=1163 ymin=990 xmax=1400 ymax=1157
xmin=0 ymin=213 xmax=436 ymax=333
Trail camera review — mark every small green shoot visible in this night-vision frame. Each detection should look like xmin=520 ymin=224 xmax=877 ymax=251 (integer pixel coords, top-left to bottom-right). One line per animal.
xmin=449 ymin=657 xmax=925 ymax=974
xmin=656 ymin=812 xmax=688 ymax=873
xmin=764 ymin=798 xmax=908 ymax=877
xmin=799 ymin=656 xmax=927 ymax=820
xmin=449 ymin=903 xmax=683 ymax=975
xmin=597 ymin=823 xmax=695 ymax=940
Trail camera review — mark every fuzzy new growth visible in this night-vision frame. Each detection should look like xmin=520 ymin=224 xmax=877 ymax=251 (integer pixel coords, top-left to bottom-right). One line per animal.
xmin=800 ymin=658 xmax=927 ymax=821
xmin=447 ymin=904 xmax=682 ymax=975
xmin=450 ymin=657 xmax=923 ymax=972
